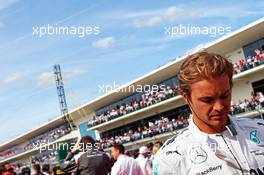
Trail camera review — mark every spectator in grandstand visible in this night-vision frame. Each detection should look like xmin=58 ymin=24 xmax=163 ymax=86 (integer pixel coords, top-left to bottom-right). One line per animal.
xmin=51 ymin=167 xmax=65 ymax=175
xmin=21 ymin=167 xmax=31 ymax=175
xmin=229 ymin=91 xmax=264 ymax=115
xmin=32 ymin=164 xmax=44 ymax=175
xmin=257 ymin=91 xmax=264 ymax=108
xmin=24 ymin=125 xmax=71 ymax=152
xmin=111 ymin=143 xmax=143 ymax=175
xmin=87 ymin=86 xmax=178 ymax=127
xmin=154 ymin=52 xmax=264 ymax=174
xmin=62 ymin=135 xmax=111 ymax=175
xmin=232 ymin=47 xmax=264 ymax=75
xmin=42 ymin=164 xmax=50 ymax=175
xmin=3 ymin=164 xmax=16 ymax=175
xmin=135 ymin=146 xmax=149 ymax=175
xmin=145 ymin=141 xmax=163 ymax=175
xmin=0 ymin=165 xmax=3 ymax=175
xmin=0 ymin=146 xmax=24 ymax=161
xmin=99 ymin=114 xmax=190 ymax=149
xmin=31 ymin=150 xmax=57 ymax=165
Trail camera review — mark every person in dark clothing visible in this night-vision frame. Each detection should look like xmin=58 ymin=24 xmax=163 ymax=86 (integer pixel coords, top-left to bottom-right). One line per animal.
xmin=62 ymin=135 xmax=112 ymax=175
xmin=21 ymin=167 xmax=31 ymax=175
xmin=42 ymin=164 xmax=50 ymax=175
xmin=0 ymin=165 xmax=3 ymax=175
xmin=32 ymin=164 xmax=44 ymax=175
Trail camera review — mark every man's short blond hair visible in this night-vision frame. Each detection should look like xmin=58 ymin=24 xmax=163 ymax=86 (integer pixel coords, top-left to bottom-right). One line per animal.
xmin=178 ymin=52 xmax=233 ymax=97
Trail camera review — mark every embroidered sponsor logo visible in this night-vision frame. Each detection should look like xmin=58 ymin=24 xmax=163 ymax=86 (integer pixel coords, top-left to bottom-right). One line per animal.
xmin=250 ymin=130 xmax=260 ymax=144
xmin=153 ymin=164 xmax=159 ymax=175
xmin=189 ymin=146 xmax=207 ymax=164
xmin=166 ymin=149 xmax=182 ymax=156
xmin=250 ymin=166 xmax=264 ymax=175
xmin=257 ymin=122 xmax=264 ymax=126
xmin=195 ymin=165 xmax=222 ymax=175
xmin=250 ymin=150 xmax=264 ymax=156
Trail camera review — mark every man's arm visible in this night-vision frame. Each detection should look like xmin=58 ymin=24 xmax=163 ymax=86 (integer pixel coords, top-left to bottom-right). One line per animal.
xmin=153 ymin=134 xmax=185 ymax=175
xmin=110 ymin=162 xmax=119 ymax=175
xmin=103 ymin=153 xmax=113 ymax=172
xmin=153 ymin=154 xmax=176 ymax=175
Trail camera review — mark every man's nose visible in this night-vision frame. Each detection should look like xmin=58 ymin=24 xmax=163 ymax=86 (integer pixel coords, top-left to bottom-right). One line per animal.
xmin=213 ymin=100 xmax=225 ymax=112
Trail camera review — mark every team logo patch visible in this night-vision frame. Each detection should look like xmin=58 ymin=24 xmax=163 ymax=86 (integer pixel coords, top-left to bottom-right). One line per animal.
xmin=189 ymin=146 xmax=207 ymax=164
xmin=250 ymin=130 xmax=260 ymax=144
xmin=153 ymin=164 xmax=159 ymax=175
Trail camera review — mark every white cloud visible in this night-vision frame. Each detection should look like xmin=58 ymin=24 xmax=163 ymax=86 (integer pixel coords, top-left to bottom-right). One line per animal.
xmin=131 ymin=3 xmax=264 ymax=29
xmin=164 ymin=6 xmax=182 ymax=21
xmin=0 ymin=0 xmax=20 ymax=10
xmin=186 ymin=43 xmax=205 ymax=55
xmin=36 ymin=72 xmax=54 ymax=87
xmin=201 ymin=6 xmax=264 ymax=19
xmin=115 ymin=9 xmax=163 ymax=19
xmin=0 ymin=72 xmax=24 ymax=85
xmin=133 ymin=16 xmax=162 ymax=28
xmin=72 ymin=68 xmax=87 ymax=76
xmin=92 ymin=37 xmax=116 ymax=49
xmin=66 ymin=68 xmax=87 ymax=80
xmin=36 ymin=68 xmax=87 ymax=87
xmin=132 ymin=6 xmax=201 ymax=29
xmin=165 ymin=6 xmax=201 ymax=21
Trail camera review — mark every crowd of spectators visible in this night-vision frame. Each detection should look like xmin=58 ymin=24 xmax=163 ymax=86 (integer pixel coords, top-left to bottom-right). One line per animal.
xmin=233 ymin=48 xmax=264 ymax=74
xmin=0 ymin=147 xmax=23 ymax=161
xmin=0 ymin=125 xmax=71 ymax=161
xmin=88 ymin=85 xmax=178 ymax=127
xmin=0 ymin=140 xmax=163 ymax=175
xmin=2 ymin=89 xmax=263 ymax=165
xmin=98 ymin=92 xmax=264 ymax=149
xmin=88 ymin=48 xmax=264 ymax=128
xmin=24 ymin=125 xmax=71 ymax=151
xmin=230 ymin=91 xmax=264 ymax=115
xmin=31 ymin=150 xmax=57 ymax=165
xmin=100 ymin=115 xmax=189 ymax=149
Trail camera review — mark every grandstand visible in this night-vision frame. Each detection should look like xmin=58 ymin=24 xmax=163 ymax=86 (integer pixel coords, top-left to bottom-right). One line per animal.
xmin=0 ymin=17 xmax=264 ymax=171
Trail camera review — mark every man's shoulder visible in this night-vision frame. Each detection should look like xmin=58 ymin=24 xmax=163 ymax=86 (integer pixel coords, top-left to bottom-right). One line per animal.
xmin=156 ymin=127 xmax=190 ymax=158
xmin=233 ymin=117 xmax=264 ymax=129
xmin=120 ymin=155 xmax=139 ymax=166
xmin=80 ymin=150 xmax=107 ymax=160
xmin=233 ymin=117 xmax=264 ymax=145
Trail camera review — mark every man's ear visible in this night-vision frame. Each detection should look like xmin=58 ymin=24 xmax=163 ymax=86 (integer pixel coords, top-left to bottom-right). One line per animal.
xmin=178 ymin=88 xmax=189 ymax=104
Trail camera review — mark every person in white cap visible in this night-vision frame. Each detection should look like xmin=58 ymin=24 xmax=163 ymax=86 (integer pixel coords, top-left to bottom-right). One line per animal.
xmin=136 ymin=146 xmax=149 ymax=175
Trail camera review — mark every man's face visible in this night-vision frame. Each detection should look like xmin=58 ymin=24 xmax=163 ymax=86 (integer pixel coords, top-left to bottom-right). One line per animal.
xmin=184 ymin=75 xmax=232 ymax=133
xmin=111 ymin=147 xmax=119 ymax=160
xmin=143 ymin=152 xmax=148 ymax=158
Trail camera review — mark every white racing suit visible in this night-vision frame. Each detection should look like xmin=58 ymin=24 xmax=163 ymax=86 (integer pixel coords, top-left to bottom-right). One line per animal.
xmin=153 ymin=116 xmax=264 ymax=175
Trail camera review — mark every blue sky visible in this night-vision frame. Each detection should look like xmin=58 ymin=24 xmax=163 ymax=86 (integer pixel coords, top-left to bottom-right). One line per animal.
xmin=0 ymin=0 xmax=264 ymax=144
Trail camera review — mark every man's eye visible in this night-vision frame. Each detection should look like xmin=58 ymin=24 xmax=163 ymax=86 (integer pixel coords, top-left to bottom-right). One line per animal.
xmin=201 ymin=98 xmax=214 ymax=103
xmin=220 ymin=95 xmax=229 ymax=99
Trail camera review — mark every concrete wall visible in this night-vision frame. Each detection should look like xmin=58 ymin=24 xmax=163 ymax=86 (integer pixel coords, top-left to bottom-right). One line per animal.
xmin=226 ymin=47 xmax=245 ymax=63
xmin=232 ymin=70 xmax=264 ymax=103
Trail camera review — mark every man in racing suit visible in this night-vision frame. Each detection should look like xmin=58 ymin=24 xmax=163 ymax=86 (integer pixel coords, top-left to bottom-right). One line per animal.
xmin=154 ymin=52 xmax=264 ymax=175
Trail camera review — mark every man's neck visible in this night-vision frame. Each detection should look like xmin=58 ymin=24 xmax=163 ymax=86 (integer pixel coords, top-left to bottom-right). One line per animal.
xmin=193 ymin=116 xmax=228 ymax=134
xmin=117 ymin=153 xmax=124 ymax=160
